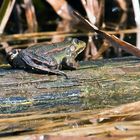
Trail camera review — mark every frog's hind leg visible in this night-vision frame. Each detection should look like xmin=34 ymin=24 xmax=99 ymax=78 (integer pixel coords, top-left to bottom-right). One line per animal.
xmin=21 ymin=55 xmax=68 ymax=78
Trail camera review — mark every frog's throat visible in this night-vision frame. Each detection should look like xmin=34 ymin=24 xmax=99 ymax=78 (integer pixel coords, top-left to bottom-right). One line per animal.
xmin=75 ymin=41 xmax=86 ymax=54
xmin=76 ymin=47 xmax=85 ymax=55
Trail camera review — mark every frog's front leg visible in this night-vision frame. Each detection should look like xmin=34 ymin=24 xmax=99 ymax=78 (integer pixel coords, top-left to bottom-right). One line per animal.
xmin=61 ymin=57 xmax=79 ymax=70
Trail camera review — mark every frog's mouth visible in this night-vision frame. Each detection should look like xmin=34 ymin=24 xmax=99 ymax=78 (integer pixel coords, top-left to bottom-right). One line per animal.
xmin=76 ymin=47 xmax=85 ymax=55
xmin=75 ymin=43 xmax=86 ymax=56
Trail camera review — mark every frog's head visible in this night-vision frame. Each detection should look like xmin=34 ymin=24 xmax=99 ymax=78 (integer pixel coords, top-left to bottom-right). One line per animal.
xmin=60 ymin=38 xmax=86 ymax=70
xmin=66 ymin=38 xmax=86 ymax=58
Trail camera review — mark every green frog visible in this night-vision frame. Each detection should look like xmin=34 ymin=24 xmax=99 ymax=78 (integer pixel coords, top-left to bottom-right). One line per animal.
xmin=7 ymin=38 xmax=86 ymax=78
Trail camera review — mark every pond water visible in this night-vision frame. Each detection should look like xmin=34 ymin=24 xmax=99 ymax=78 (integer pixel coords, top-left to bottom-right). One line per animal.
xmin=0 ymin=28 xmax=140 ymax=139
xmin=0 ymin=57 xmax=140 ymax=137
xmin=1 ymin=0 xmax=140 ymax=138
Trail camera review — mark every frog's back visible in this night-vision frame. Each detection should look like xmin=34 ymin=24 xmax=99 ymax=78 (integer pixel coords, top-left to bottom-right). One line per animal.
xmin=19 ymin=40 xmax=70 ymax=68
xmin=25 ymin=40 xmax=69 ymax=56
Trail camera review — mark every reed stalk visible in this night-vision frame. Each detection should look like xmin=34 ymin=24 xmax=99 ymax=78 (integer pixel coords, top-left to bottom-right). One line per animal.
xmin=0 ymin=0 xmax=16 ymax=34
xmin=132 ymin=0 xmax=140 ymax=49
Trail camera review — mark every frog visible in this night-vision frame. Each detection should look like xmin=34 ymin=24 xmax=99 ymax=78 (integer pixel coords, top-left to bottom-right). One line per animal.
xmin=7 ymin=38 xmax=86 ymax=78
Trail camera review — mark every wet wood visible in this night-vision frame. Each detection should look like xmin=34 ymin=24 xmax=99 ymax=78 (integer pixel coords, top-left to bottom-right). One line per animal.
xmin=0 ymin=56 xmax=140 ymax=139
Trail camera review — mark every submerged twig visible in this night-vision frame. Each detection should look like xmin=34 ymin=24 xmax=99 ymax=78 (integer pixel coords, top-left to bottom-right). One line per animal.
xmin=73 ymin=11 xmax=140 ymax=58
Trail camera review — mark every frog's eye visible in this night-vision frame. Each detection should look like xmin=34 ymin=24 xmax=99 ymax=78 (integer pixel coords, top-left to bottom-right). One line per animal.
xmin=64 ymin=38 xmax=72 ymax=42
xmin=72 ymin=39 xmax=80 ymax=45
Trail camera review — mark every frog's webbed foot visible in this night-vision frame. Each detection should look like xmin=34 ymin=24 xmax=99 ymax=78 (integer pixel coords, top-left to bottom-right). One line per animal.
xmin=61 ymin=57 xmax=79 ymax=70
xmin=21 ymin=55 xmax=68 ymax=78
xmin=52 ymin=70 xmax=68 ymax=79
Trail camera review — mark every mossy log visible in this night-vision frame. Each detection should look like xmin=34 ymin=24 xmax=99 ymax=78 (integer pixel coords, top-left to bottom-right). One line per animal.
xmin=0 ymin=56 xmax=140 ymax=139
